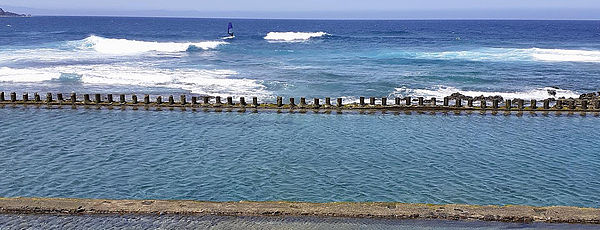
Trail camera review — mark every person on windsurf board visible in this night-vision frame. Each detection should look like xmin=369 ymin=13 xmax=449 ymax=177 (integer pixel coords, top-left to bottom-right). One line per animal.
xmin=223 ymin=22 xmax=235 ymax=39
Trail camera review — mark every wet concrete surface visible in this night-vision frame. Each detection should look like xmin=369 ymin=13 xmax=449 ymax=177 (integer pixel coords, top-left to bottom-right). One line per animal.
xmin=0 ymin=213 xmax=597 ymax=230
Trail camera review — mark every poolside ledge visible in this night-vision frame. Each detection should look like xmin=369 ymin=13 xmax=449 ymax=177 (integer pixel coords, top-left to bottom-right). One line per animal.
xmin=0 ymin=197 xmax=598 ymax=224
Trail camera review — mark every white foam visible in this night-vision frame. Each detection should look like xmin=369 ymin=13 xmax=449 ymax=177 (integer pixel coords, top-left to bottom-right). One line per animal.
xmin=0 ymin=65 xmax=269 ymax=98
xmin=0 ymin=48 xmax=106 ymax=63
xmin=394 ymin=85 xmax=580 ymax=100
xmin=416 ymin=48 xmax=600 ymax=63
xmin=0 ymin=67 xmax=61 ymax=82
xmin=264 ymin=32 xmax=328 ymax=42
xmin=0 ymin=36 xmax=226 ymax=64
xmin=418 ymin=48 xmax=525 ymax=62
xmin=529 ymin=48 xmax=600 ymax=63
xmin=74 ymin=35 xmax=228 ymax=54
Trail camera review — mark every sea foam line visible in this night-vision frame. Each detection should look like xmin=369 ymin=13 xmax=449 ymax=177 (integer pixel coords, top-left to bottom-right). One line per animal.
xmin=264 ymin=32 xmax=329 ymax=42
xmin=415 ymin=48 xmax=600 ymax=63
xmin=394 ymin=85 xmax=580 ymax=100
xmin=529 ymin=48 xmax=600 ymax=63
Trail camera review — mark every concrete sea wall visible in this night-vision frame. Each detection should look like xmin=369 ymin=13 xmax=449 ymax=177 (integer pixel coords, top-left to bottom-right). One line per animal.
xmin=1 ymin=92 xmax=600 ymax=115
xmin=0 ymin=198 xmax=599 ymax=224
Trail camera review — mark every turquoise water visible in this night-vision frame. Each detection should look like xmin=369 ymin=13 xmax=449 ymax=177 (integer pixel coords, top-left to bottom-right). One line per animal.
xmin=1 ymin=107 xmax=599 ymax=207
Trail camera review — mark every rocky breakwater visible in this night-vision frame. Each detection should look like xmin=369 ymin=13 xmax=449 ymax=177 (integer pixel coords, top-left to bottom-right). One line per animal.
xmin=0 ymin=8 xmax=30 ymax=17
xmin=446 ymin=89 xmax=600 ymax=108
xmin=447 ymin=92 xmax=504 ymax=102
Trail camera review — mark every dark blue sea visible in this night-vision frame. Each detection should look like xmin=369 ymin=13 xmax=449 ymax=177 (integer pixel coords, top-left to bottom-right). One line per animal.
xmin=1 ymin=17 xmax=599 ymax=99
xmin=1 ymin=17 xmax=600 ymax=208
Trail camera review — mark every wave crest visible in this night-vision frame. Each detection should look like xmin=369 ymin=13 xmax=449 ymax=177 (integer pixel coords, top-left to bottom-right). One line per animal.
xmin=0 ymin=65 xmax=269 ymax=98
xmin=73 ymin=35 xmax=227 ymax=54
xmin=264 ymin=32 xmax=329 ymax=42
xmin=394 ymin=85 xmax=580 ymax=100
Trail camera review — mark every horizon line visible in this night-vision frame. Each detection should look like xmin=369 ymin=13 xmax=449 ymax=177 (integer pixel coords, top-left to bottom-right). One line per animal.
xmin=3 ymin=6 xmax=600 ymax=20
xmin=19 ymin=15 xmax=600 ymax=21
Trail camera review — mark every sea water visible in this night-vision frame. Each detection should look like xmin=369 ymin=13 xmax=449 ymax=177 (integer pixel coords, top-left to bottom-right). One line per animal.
xmin=0 ymin=108 xmax=599 ymax=207
xmin=1 ymin=18 xmax=600 ymax=208
xmin=1 ymin=17 xmax=599 ymax=100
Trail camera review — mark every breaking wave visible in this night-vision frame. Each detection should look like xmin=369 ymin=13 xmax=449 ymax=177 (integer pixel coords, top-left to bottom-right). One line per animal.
xmin=394 ymin=85 xmax=580 ymax=100
xmin=529 ymin=48 xmax=600 ymax=63
xmin=412 ymin=48 xmax=600 ymax=63
xmin=0 ymin=65 xmax=269 ymax=98
xmin=0 ymin=67 xmax=61 ymax=83
xmin=72 ymin=35 xmax=228 ymax=54
xmin=264 ymin=32 xmax=329 ymax=42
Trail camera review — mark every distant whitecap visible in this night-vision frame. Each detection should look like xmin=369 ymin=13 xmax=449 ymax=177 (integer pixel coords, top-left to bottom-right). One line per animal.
xmin=264 ymin=32 xmax=329 ymax=42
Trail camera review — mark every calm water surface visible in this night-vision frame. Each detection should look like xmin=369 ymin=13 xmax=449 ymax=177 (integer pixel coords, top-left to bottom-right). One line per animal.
xmin=0 ymin=107 xmax=598 ymax=207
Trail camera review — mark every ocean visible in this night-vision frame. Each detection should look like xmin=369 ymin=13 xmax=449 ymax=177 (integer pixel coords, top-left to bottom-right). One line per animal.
xmin=1 ymin=17 xmax=600 ymax=208
xmin=1 ymin=17 xmax=599 ymax=100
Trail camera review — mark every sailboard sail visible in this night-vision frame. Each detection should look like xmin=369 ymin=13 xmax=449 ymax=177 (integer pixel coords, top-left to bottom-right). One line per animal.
xmin=227 ymin=22 xmax=234 ymax=37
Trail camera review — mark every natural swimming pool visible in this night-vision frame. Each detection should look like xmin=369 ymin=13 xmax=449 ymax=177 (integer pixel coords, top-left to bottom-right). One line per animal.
xmin=0 ymin=107 xmax=598 ymax=207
